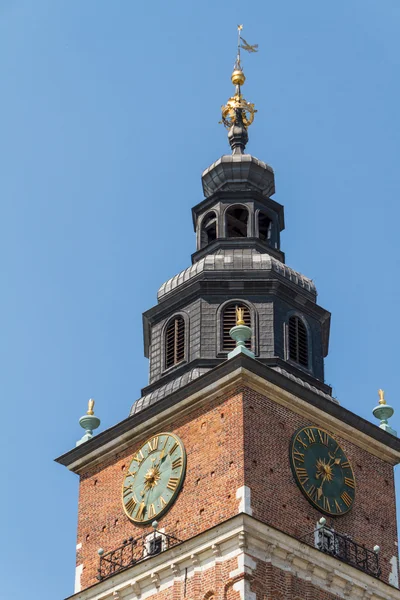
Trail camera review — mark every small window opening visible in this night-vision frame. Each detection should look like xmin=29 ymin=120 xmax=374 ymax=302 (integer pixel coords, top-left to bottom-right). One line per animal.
xmin=165 ymin=316 xmax=185 ymax=369
xmin=258 ymin=212 xmax=272 ymax=242
xmin=226 ymin=207 xmax=249 ymax=238
xmin=316 ymin=527 xmax=339 ymax=555
xmin=201 ymin=212 xmax=217 ymax=248
xmin=148 ymin=536 xmax=162 ymax=556
xmin=222 ymin=304 xmax=251 ymax=351
xmin=288 ymin=316 xmax=308 ymax=367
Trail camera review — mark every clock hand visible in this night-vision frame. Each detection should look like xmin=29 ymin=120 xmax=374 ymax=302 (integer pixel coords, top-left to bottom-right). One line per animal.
xmin=317 ymin=474 xmax=327 ymax=499
xmin=137 ymin=484 xmax=152 ymax=519
xmin=153 ymin=449 xmax=167 ymax=470
xmin=328 ymin=452 xmax=341 ymax=465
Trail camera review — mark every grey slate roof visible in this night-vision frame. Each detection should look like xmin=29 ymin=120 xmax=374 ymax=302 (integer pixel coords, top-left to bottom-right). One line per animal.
xmin=130 ymin=368 xmax=209 ymax=415
xmin=129 ymin=362 xmax=336 ymax=416
xmin=157 ymin=248 xmax=316 ymax=300
xmin=202 ymin=153 xmax=275 ymax=198
xmin=272 ymin=366 xmax=338 ymax=404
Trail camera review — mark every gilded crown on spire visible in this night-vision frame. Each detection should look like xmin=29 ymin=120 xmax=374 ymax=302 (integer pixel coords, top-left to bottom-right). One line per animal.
xmin=221 ymin=25 xmax=258 ymax=132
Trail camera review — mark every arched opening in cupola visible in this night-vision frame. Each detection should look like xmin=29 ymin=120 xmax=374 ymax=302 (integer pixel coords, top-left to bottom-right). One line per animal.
xmin=226 ymin=206 xmax=249 ymax=238
xmin=258 ymin=211 xmax=272 ymax=242
xmin=200 ymin=211 xmax=217 ymax=248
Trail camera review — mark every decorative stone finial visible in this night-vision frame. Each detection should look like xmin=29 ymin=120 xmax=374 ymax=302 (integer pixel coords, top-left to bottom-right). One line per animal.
xmin=227 ymin=305 xmax=255 ymax=359
xmin=236 ymin=305 xmax=245 ymax=326
xmin=76 ymin=398 xmax=101 ymax=446
xmin=220 ymin=25 xmax=258 ymax=155
xmin=373 ymin=389 xmax=397 ymax=437
xmin=378 ymin=389 xmax=386 ymax=405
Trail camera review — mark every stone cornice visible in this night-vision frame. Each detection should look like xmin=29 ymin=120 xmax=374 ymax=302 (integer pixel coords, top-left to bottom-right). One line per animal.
xmin=55 ymin=356 xmax=400 ymax=474
xmin=64 ymin=514 xmax=399 ymax=600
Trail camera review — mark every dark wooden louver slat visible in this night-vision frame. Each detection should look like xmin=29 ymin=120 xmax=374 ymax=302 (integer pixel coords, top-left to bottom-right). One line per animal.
xmin=165 ymin=316 xmax=185 ymax=369
xmin=288 ymin=316 xmax=308 ymax=368
xmin=222 ymin=304 xmax=251 ymax=351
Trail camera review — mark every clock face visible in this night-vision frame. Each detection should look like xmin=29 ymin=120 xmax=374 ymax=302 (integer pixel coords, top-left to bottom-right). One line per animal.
xmin=290 ymin=426 xmax=355 ymax=516
xmin=122 ymin=432 xmax=186 ymax=525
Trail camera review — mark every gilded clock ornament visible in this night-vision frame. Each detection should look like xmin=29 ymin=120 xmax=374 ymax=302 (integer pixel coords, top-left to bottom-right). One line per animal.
xmin=122 ymin=432 xmax=186 ymax=525
xmin=290 ymin=426 xmax=355 ymax=516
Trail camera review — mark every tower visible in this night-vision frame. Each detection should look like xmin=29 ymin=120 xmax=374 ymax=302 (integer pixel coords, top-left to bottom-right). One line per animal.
xmin=56 ymin=29 xmax=400 ymax=600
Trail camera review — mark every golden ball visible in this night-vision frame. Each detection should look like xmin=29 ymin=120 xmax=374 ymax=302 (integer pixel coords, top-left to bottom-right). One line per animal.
xmin=231 ymin=69 xmax=245 ymax=86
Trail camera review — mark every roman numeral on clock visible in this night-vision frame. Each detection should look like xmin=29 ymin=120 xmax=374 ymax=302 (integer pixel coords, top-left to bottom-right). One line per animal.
xmin=308 ymin=485 xmax=318 ymax=501
xmin=172 ymin=457 xmax=183 ymax=470
xmin=148 ymin=504 xmax=156 ymax=518
xmin=296 ymin=436 xmax=307 ymax=449
xmin=318 ymin=430 xmax=329 ymax=446
xmin=125 ymin=497 xmax=137 ymax=515
xmin=132 ymin=450 xmax=145 ymax=464
xmin=334 ymin=499 xmax=342 ymax=513
xmin=341 ymin=461 xmax=350 ymax=470
xmin=323 ymin=497 xmax=331 ymax=512
xmin=136 ymin=501 xmax=145 ymax=520
xmin=304 ymin=428 xmax=315 ymax=443
xmin=344 ymin=477 xmax=355 ymax=489
xmin=295 ymin=467 xmax=308 ymax=484
xmin=169 ymin=442 xmax=178 ymax=455
xmin=123 ymin=484 xmax=133 ymax=498
xmin=148 ymin=437 xmax=159 ymax=452
xmin=293 ymin=450 xmax=305 ymax=463
xmin=167 ymin=477 xmax=179 ymax=491
xmin=341 ymin=491 xmax=352 ymax=507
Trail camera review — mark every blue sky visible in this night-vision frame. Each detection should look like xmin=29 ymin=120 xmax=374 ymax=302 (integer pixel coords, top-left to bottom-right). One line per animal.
xmin=1 ymin=1 xmax=400 ymax=598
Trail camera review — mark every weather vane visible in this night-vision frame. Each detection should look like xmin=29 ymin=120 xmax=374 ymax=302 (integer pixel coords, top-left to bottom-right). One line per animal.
xmin=221 ymin=25 xmax=258 ymax=130
xmin=236 ymin=24 xmax=258 ymax=69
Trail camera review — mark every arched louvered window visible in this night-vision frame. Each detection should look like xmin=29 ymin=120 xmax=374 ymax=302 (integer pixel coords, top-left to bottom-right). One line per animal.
xmin=165 ymin=316 xmax=185 ymax=369
xmin=222 ymin=304 xmax=251 ymax=351
xmin=226 ymin=206 xmax=249 ymax=238
xmin=288 ymin=315 xmax=308 ymax=367
xmin=200 ymin=211 xmax=217 ymax=248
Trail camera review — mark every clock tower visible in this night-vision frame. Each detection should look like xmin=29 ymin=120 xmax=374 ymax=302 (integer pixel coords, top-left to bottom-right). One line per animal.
xmin=56 ymin=31 xmax=400 ymax=600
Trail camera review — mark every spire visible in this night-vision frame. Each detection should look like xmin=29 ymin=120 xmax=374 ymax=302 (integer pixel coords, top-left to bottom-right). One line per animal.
xmin=221 ymin=25 xmax=258 ymax=155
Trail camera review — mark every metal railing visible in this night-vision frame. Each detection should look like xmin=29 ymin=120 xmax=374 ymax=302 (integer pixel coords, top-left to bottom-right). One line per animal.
xmin=300 ymin=524 xmax=381 ymax=579
xmin=97 ymin=529 xmax=182 ymax=582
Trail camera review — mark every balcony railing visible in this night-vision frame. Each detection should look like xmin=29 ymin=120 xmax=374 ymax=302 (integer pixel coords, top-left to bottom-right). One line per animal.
xmin=300 ymin=524 xmax=381 ymax=579
xmin=97 ymin=529 xmax=182 ymax=582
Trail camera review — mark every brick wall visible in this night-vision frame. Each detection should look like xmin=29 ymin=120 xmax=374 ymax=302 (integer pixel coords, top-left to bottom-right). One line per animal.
xmin=77 ymin=389 xmax=245 ymax=589
xmin=243 ymin=388 xmax=399 ymax=583
xmin=252 ymin=562 xmax=342 ymax=600
xmin=76 ymin=384 xmax=398 ymax=591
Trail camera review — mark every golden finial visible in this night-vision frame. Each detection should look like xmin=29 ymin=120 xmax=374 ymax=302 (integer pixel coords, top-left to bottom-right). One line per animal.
xmin=87 ymin=398 xmax=95 ymax=415
xmin=221 ymin=25 xmax=258 ymax=130
xmin=378 ymin=389 xmax=386 ymax=405
xmin=232 ymin=25 xmax=246 ymax=86
xmin=236 ymin=306 xmax=246 ymax=326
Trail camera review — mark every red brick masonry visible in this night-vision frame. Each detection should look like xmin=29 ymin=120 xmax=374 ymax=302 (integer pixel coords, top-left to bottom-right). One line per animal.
xmin=76 ymin=385 xmax=398 ymax=592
